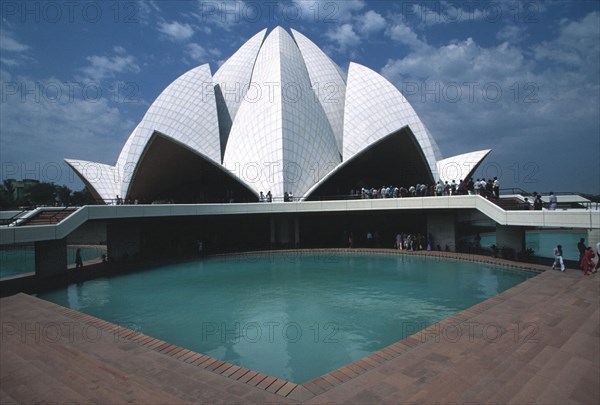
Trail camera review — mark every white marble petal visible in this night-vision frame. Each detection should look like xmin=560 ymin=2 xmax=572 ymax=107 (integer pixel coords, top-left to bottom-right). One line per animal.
xmin=64 ymin=159 xmax=118 ymax=203
xmin=214 ymin=29 xmax=267 ymax=153
xmin=291 ymin=28 xmax=346 ymax=156
xmin=343 ymin=62 xmax=441 ymax=179
xmin=436 ymin=149 xmax=492 ymax=183
xmin=223 ymin=27 xmax=340 ymax=199
xmin=116 ymin=64 xmax=220 ymax=198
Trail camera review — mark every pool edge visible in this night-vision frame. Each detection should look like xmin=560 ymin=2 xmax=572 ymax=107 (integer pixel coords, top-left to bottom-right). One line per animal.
xmin=27 ymin=249 xmax=548 ymax=401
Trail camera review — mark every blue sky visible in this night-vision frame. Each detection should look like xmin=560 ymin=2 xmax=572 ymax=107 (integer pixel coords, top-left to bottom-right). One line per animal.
xmin=1 ymin=0 xmax=598 ymax=194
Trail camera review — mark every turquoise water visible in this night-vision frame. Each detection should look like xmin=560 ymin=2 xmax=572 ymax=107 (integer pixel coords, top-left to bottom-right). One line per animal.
xmin=0 ymin=246 xmax=106 ymax=278
xmin=38 ymin=252 xmax=534 ymax=383
xmin=479 ymin=231 xmax=586 ymax=261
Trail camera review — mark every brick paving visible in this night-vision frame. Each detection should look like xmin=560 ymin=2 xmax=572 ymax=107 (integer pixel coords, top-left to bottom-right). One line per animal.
xmin=1 ymin=251 xmax=598 ymax=404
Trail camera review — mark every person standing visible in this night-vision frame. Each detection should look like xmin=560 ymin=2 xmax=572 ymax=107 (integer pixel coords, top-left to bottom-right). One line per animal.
xmin=552 ymin=244 xmax=565 ymax=271
xmin=581 ymin=247 xmax=596 ymax=276
xmin=474 ymin=233 xmax=481 ymax=250
xmin=493 ymin=177 xmax=500 ymax=199
xmin=577 ymin=238 xmax=587 ymax=265
xmin=548 ymin=192 xmax=558 ymax=210
xmin=75 ymin=248 xmax=83 ymax=269
xmin=533 ymin=193 xmax=543 ymax=210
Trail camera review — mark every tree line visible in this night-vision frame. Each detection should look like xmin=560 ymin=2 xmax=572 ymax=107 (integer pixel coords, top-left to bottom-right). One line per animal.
xmin=0 ymin=180 xmax=96 ymax=209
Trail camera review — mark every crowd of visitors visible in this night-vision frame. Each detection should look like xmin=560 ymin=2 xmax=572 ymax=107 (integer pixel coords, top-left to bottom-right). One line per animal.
xmin=393 ymin=233 xmax=436 ymax=251
xmin=352 ymin=177 xmax=501 ymax=200
xmin=257 ymin=191 xmax=295 ymax=202
xmin=346 ymin=231 xmax=441 ymax=251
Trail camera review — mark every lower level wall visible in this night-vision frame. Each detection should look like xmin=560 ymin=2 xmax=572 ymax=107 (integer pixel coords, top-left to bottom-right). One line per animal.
xmin=35 ymin=238 xmax=67 ymax=277
xmin=427 ymin=213 xmax=456 ymax=252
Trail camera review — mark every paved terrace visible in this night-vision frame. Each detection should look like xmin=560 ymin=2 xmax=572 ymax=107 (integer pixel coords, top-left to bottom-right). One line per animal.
xmin=1 ymin=251 xmax=598 ymax=404
xmin=1 ymin=195 xmax=598 ymax=245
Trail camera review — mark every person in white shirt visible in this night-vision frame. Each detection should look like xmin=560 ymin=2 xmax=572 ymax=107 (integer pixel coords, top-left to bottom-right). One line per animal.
xmin=548 ymin=192 xmax=558 ymax=210
xmin=493 ymin=177 xmax=500 ymax=199
xmin=552 ymin=244 xmax=565 ymax=271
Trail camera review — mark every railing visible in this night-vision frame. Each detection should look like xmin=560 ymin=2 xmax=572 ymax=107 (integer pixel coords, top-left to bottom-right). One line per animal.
xmin=94 ymin=190 xmax=598 ymax=209
xmin=0 ymin=210 xmax=29 ymax=226
xmin=47 ymin=206 xmax=77 ymax=224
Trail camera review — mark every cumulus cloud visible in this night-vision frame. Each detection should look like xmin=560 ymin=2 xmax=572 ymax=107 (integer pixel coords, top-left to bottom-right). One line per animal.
xmin=0 ymin=76 xmax=135 ymax=185
xmin=186 ymin=43 xmax=208 ymax=62
xmin=157 ymin=20 xmax=195 ymax=41
xmin=534 ymin=11 xmax=600 ymax=68
xmin=136 ymin=0 xmax=161 ymax=24
xmin=325 ymin=24 xmax=361 ymax=53
xmin=80 ymin=53 xmax=141 ymax=81
xmin=379 ymin=11 xmax=599 ymax=192
xmin=496 ymin=25 xmax=526 ymax=43
xmin=357 ymin=10 xmax=386 ymax=34
xmin=406 ymin=2 xmax=486 ymax=27
xmin=186 ymin=43 xmax=221 ymax=63
xmin=385 ymin=22 xmax=428 ymax=51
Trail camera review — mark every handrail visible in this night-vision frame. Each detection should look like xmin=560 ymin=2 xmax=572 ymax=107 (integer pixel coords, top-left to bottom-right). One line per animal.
xmin=47 ymin=206 xmax=76 ymax=224
xmin=0 ymin=209 xmax=29 ymax=226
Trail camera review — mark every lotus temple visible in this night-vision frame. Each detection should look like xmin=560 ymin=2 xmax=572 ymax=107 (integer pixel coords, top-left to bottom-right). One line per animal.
xmin=2 ymin=26 xmax=599 ymax=405
xmin=65 ymin=27 xmax=490 ymax=203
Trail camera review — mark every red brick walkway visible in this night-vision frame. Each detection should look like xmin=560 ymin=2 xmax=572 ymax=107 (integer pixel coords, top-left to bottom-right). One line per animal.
xmin=1 ymin=252 xmax=598 ymax=404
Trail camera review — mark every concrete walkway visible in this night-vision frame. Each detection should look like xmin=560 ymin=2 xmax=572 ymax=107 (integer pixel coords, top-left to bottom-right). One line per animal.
xmin=1 ymin=263 xmax=598 ymax=404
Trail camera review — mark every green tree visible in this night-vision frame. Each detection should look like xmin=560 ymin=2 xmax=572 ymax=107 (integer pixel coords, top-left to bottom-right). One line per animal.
xmin=72 ymin=187 xmax=96 ymax=205
xmin=27 ymin=182 xmax=57 ymax=206
xmin=2 ymin=180 xmax=15 ymax=206
xmin=55 ymin=185 xmax=73 ymax=206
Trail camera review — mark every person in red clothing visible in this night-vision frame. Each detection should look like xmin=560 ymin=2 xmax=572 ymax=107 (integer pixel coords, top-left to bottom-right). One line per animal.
xmin=580 ymin=247 xmax=596 ymax=276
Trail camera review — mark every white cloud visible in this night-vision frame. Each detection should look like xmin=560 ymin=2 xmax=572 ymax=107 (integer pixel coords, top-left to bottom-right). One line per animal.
xmin=357 ymin=10 xmax=386 ymax=34
xmin=0 ymin=58 xmax=19 ymax=67
xmin=157 ymin=20 xmax=195 ymax=41
xmin=185 ymin=43 xmax=222 ymax=64
xmin=325 ymin=24 xmax=360 ymax=53
xmin=406 ymin=2 xmax=486 ymax=27
xmin=496 ymin=25 xmax=526 ymax=43
xmin=534 ymin=11 xmax=600 ymax=68
xmin=80 ymin=53 xmax=141 ymax=81
xmin=186 ymin=43 xmax=208 ymax=62
xmin=0 ymin=77 xmax=135 ymax=185
xmin=0 ymin=36 xmax=29 ymax=52
xmin=379 ymin=11 xmax=599 ymax=192
xmin=0 ymin=30 xmax=29 ymax=52
xmin=385 ymin=22 xmax=428 ymax=51
xmin=0 ymin=30 xmax=35 ymax=67
xmin=136 ymin=0 xmax=161 ymax=24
